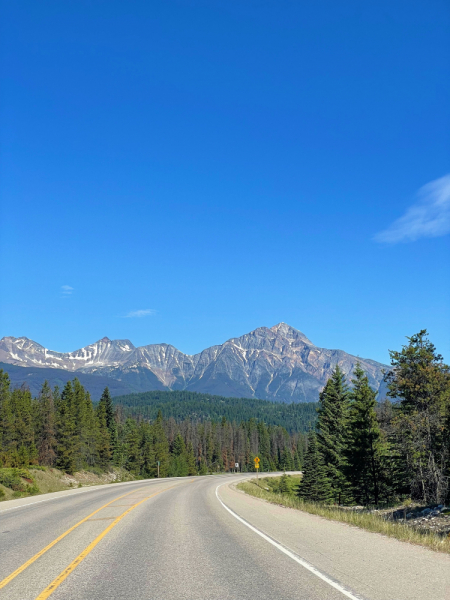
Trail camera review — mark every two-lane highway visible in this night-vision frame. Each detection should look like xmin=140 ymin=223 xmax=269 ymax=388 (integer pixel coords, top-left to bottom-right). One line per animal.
xmin=1 ymin=474 xmax=449 ymax=600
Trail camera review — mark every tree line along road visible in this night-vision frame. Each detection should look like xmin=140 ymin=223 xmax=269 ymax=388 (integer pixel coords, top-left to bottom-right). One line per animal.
xmin=0 ymin=473 xmax=449 ymax=600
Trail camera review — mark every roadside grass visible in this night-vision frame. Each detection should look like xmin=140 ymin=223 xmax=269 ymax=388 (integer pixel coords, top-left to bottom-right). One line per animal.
xmin=0 ymin=466 xmax=137 ymax=501
xmin=29 ymin=468 xmax=72 ymax=494
xmin=237 ymin=478 xmax=450 ymax=555
xmin=0 ymin=468 xmax=41 ymax=500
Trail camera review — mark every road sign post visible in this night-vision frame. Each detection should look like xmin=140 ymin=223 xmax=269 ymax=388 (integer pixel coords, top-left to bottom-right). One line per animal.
xmin=157 ymin=461 xmax=160 ymax=478
xmin=254 ymin=456 xmax=260 ymax=483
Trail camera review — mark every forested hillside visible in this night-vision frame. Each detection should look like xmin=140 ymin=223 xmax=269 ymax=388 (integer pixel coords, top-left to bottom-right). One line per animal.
xmin=0 ymin=372 xmax=305 ymax=485
xmin=113 ymin=390 xmax=318 ymax=433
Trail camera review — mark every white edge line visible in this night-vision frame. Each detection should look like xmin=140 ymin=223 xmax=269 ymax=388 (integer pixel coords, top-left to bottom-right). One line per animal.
xmin=0 ymin=477 xmax=171 ymax=514
xmin=215 ymin=482 xmax=365 ymax=600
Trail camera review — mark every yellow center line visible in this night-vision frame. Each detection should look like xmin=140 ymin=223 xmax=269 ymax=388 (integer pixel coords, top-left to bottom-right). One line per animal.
xmin=0 ymin=486 xmax=146 ymax=590
xmin=34 ymin=481 xmax=191 ymax=600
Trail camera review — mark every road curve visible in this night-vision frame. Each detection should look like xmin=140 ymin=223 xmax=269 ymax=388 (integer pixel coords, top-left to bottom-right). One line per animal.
xmin=1 ymin=474 xmax=449 ymax=600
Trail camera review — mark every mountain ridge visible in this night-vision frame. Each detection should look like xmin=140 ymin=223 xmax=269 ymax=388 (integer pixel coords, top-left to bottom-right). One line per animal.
xmin=0 ymin=323 xmax=389 ymax=403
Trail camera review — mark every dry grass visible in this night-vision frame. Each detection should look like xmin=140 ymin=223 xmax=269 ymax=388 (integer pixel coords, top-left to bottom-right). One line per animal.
xmin=0 ymin=467 xmax=136 ymax=501
xmin=237 ymin=478 xmax=450 ymax=554
xmin=29 ymin=469 xmax=73 ymax=494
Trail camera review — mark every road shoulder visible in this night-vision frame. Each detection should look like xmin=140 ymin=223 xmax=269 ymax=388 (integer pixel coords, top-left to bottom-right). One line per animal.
xmin=218 ymin=479 xmax=450 ymax=600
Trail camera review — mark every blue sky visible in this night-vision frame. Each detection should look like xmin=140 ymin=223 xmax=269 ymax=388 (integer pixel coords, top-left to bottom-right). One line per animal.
xmin=1 ymin=0 xmax=449 ymax=365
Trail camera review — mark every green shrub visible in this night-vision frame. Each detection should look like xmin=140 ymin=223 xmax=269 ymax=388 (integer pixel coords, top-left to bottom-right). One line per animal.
xmin=27 ymin=483 xmax=40 ymax=495
xmin=0 ymin=468 xmax=40 ymax=495
xmin=0 ymin=469 xmax=25 ymax=491
xmin=0 ymin=487 xmax=5 ymax=500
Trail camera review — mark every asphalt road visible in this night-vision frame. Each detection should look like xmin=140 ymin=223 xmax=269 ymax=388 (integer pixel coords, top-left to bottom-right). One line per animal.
xmin=1 ymin=474 xmax=449 ymax=600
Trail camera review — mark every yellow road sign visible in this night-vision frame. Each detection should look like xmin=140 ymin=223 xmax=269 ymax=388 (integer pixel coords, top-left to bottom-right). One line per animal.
xmin=254 ymin=456 xmax=260 ymax=465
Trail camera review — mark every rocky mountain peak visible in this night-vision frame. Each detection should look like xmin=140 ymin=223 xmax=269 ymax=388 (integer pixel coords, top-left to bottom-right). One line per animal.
xmin=0 ymin=325 xmax=389 ymax=403
xmin=270 ymin=322 xmax=313 ymax=345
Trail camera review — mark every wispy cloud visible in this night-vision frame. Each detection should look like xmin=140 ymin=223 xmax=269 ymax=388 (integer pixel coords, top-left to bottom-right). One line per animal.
xmin=374 ymin=174 xmax=450 ymax=244
xmin=61 ymin=285 xmax=74 ymax=296
xmin=124 ymin=309 xmax=156 ymax=318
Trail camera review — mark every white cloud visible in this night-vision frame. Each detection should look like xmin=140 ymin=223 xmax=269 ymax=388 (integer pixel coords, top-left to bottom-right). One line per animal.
xmin=61 ymin=285 xmax=74 ymax=295
xmin=124 ymin=309 xmax=156 ymax=318
xmin=374 ymin=174 xmax=450 ymax=244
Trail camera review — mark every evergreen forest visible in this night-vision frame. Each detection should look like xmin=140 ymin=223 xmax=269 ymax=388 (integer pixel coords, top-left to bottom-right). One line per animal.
xmin=298 ymin=331 xmax=450 ymax=506
xmin=0 ymin=375 xmax=305 ymax=478
xmin=113 ymin=390 xmax=318 ymax=433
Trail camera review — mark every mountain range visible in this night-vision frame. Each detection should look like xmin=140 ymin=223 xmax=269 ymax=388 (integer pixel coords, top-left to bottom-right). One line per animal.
xmin=0 ymin=323 xmax=390 ymax=402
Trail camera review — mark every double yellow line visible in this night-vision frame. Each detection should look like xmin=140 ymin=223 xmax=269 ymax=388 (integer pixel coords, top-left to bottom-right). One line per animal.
xmin=1 ymin=480 xmax=187 ymax=599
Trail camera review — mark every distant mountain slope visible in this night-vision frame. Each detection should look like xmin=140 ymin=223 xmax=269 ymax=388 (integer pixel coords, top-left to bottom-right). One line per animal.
xmin=0 ymin=363 xmax=134 ymax=400
xmin=0 ymin=323 xmax=390 ymax=403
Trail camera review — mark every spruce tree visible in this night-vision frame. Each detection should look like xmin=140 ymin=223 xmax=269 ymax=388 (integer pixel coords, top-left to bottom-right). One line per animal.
xmin=186 ymin=441 xmax=197 ymax=476
xmin=0 ymin=371 xmax=14 ymax=466
xmin=279 ymin=473 xmax=292 ymax=494
xmin=56 ymin=381 xmax=77 ymax=473
xmin=346 ymin=364 xmax=383 ymax=505
xmin=152 ymin=410 xmax=169 ymax=477
xmin=294 ymin=442 xmax=303 ymax=471
xmin=0 ymin=370 xmax=11 ymax=459
xmin=72 ymin=378 xmax=88 ymax=468
xmin=169 ymin=432 xmax=189 ymax=477
xmin=99 ymin=387 xmax=118 ymax=459
xmin=10 ymin=387 xmax=35 ymax=464
xmin=280 ymin=447 xmax=294 ymax=472
xmin=36 ymin=381 xmax=57 ymax=466
xmin=317 ymin=366 xmax=352 ymax=504
xmin=96 ymin=395 xmax=111 ymax=469
xmin=297 ymin=432 xmax=332 ymax=503
xmin=124 ymin=418 xmax=141 ymax=476
xmin=139 ymin=421 xmax=155 ymax=477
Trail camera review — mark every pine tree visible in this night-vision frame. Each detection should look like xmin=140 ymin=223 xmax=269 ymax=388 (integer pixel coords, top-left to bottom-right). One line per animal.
xmin=346 ymin=364 xmax=383 ymax=505
xmin=297 ymin=432 xmax=332 ymax=503
xmin=385 ymin=331 xmax=450 ymax=503
xmin=317 ymin=366 xmax=352 ymax=504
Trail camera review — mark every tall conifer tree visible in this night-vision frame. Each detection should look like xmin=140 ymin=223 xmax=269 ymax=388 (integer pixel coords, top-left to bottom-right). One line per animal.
xmin=36 ymin=381 xmax=57 ymax=466
xmin=346 ymin=364 xmax=383 ymax=505
xmin=99 ymin=387 xmax=118 ymax=458
xmin=152 ymin=410 xmax=169 ymax=477
xmin=317 ymin=366 xmax=351 ymax=504
xmin=96 ymin=394 xmax=111 ymax=469
xmin=56 ymin=381 xmax=77 ymax=473
xmin=297 ymin=432 xmax=332 ymax=503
